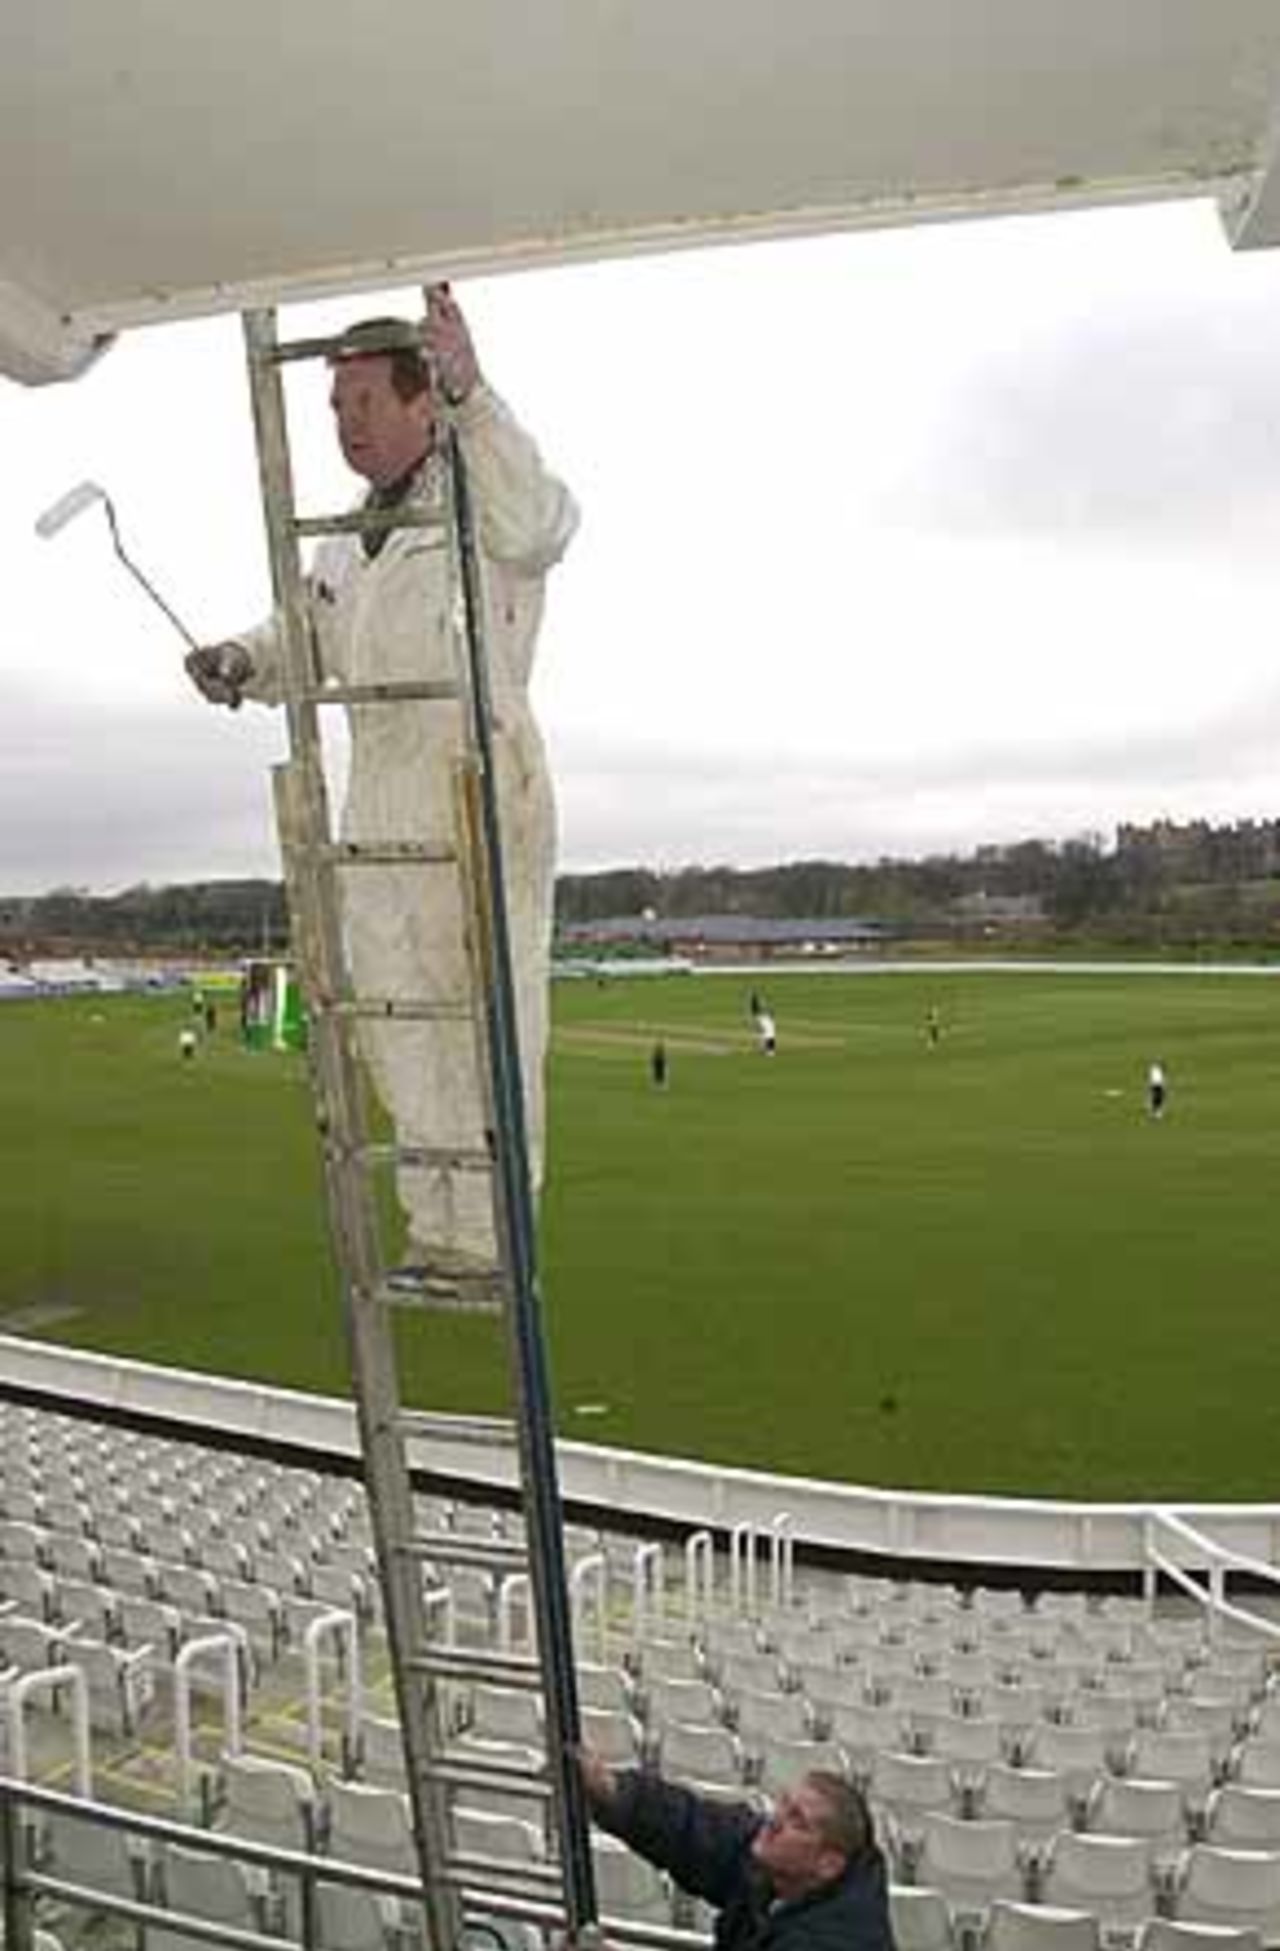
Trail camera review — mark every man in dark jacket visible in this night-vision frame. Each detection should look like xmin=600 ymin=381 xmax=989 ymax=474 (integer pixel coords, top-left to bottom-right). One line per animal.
xmin=580 ymin=1748 xmax=895 ymax=1951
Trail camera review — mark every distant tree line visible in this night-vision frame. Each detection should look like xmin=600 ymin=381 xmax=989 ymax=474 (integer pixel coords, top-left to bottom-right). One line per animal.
xmin=0 ymin=880 xmax=290 ymax=955
xmin=4 ymin=817 xmax=1280 ymax=954
xmin=560 ymin=818 xmax=1280 ymax=949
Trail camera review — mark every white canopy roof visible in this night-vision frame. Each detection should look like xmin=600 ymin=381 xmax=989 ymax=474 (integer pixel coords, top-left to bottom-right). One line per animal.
xmin=4 ymin=0 xmax=1280 ymax=383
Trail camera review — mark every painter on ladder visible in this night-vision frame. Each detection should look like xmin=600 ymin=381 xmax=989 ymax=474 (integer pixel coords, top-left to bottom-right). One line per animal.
xmin=185 ymin=287 xmax=578 ymax=1288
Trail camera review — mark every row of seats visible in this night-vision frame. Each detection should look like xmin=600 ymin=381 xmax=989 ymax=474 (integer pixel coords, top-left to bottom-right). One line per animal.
xmin=893 ymin=1892 xmax=1264 ymax=1951
xmin=891 ymin=1813 xmax=1280 ymax=1940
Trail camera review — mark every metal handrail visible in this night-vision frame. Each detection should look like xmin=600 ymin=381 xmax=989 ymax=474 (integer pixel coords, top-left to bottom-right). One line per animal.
xmin=1145 ymin=1507 xmax=1280 ymax=1641
xmin=0 ymin=1774 xmax=708 ymax=1951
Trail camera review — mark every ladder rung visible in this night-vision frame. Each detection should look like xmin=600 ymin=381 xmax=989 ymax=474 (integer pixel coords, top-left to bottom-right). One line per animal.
xmin=428 ymin=1754 xmax=551 ymax=1800
xmin=321 ymin=840 xmax=458 ymax=867
xmin=355 ymin=1143 xmax=493 ymax=1171
xmin=409 ymin=1646 xmax=543 ymax=1686
xmin=398 ymin=1410 xmax=517 ymax=1448
xmin=399 ymin=1532 xmax=527 ymax=1572
xmin=381 ymin=1277 xmax=504 ymax=1316
xmin=301 ymin=680 xmax=462 ymax=706
xmin=271 ymin=327 xmax=425 ymax=365
xmin=328 ymin=998 xmax=474 ymax=1025
xmin=446 ymin=1854 xmax=560 ymax=1894
xmin=293 ymin=508 xmax=447 ymax=540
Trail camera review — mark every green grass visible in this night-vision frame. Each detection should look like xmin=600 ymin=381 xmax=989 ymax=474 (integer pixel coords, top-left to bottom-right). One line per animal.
xmin=4 ymin=971 xmax=1280 ymax=1503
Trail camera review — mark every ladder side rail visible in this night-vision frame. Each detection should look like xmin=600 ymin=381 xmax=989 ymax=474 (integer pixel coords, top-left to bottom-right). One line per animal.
xmin=443 ymin=419 xmax=598 ymax=1940
xmin=240 ymin=307 xmax=461 ymax=1951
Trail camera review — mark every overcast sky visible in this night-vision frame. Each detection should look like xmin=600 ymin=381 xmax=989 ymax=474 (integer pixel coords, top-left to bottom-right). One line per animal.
xmin=4 ymin=195 xmax=1280 ymax=895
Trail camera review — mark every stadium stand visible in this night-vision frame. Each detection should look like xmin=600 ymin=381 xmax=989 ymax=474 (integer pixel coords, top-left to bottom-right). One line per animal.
xmin=7 ymin=1380 xmax=1280 ymax=1951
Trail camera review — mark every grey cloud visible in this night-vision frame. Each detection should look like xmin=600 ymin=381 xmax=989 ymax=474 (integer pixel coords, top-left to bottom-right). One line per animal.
xmin=554 ymin=690 xmax=1280 ymax=867
xmin=882 ymin=276 xmax=1280 ymax=543
xmin=0 ymin=691 xmax=282 ymax=893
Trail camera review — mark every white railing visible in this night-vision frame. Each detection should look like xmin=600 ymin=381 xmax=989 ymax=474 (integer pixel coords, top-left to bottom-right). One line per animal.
xmin=7 ymin=1335 xmax=1280 ymax=1578
xmin=0 ymin=1775 xmax=703 ymax=1951
xmin=302 ymin=1609 xmax=361 ymax=1769
xmin=1145 ymin=1508 xmax=1280 ymax=1641
xmin=7 ymin=1668 xmax=91 ymax=1797
xmin=174 ymin=1632 xmax=245 ymax=1817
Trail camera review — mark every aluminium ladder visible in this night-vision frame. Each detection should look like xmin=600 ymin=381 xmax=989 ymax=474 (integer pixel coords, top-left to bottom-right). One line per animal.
xmin=239 ymin=303 xmax=597 ymax=1951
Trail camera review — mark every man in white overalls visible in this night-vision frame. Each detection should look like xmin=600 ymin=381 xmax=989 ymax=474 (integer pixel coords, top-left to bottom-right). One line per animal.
xmin=187 ymin=290 xmax=578 ymax=1284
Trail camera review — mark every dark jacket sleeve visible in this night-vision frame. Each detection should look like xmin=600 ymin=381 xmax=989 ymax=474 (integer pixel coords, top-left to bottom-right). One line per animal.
xmin=591 ymin=1769 xmax=759 ymax=1906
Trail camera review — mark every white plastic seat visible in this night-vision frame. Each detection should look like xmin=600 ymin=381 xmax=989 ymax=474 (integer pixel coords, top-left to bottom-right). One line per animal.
xmin=219 ymin=1579 xmax=284 ymax=1662
xmin=1166 ymin=1696 xmax=1240 ymax=1773
xmin=987 ymin=1899 xmax=1101 ymax=1951
xmin=574 ymin=1662 xmax=632 ymax=1714
xmin=923 ymin=1713 xmax=1004 ymax=1771
xmin=452 ymin=1805 xmax=544 ymax=1864
xmin=117 ymin=1594 xmax=181 ymax=1659
xmin=1023 ymin=1723 xmax=1108 ymax=1811
xmin=100 ymin=1547 xmax=157 ymax=1596
xmin=982 ymin=1763 xmax=1073 ymax=1850
xmin=643 ymin=1673 xmax=721 ymax=1727
xmin=1131 ymin=1728 xmax=1215 ymax=1802
xmin=988 ymin=1682 xmax=1052 ymax=1755
xmin=579 ymin=1704 xmax=643 ymax=1765
xmin=218 ymin=1751 xmax=317 ymax=1854
xmin=703 ymin=1616 xmax=769 ymax=1658
xmin=827 ymin=1699 xmax=904 ymax=1775
xmin=1032 ymin=1595 xmax=1089 ymax=1628
xmin=1251 ymin=1698 xmax=1280 ymax=1746
xmin=732 ymin=1686 xmax=811 ymax=1750
xmin=1 ymin=1562 xmax=52 ymax=1617
xmin=591 ymin=1831 xmax=672 ymax=1926
xmin=138 ymin=1518 xmax=193 ymax=1566
xmin=197 ymin=1535 xmax=252 ymax=1582
xmin=92 ymin=1502 xmax=144 ymax=1551
xmin=311 ymin=1561 xmax=374 ymax=1615
xmin=45 ymin=1533 xmax=101 ymax=1582
xmin=1235 ymin=1741 xmax=1280 ymax=1791
xmin=756 ymin=1733 xmax=846 ymax=1793
xmin=313 ymin=1881 xmax=408 ymax=1951
xmin=889 ymin=1884 xmax=955 ymax=1951
xmin=1197 ymin=1663 xmax=1265 ymax=1715
xmin=0 ymin=1521 xmax=47 ymax=1564
xmin=865 ymin=1648 xmax=920 ymax=1698
xmin=871 ymin=1750 xmax=955 ymax=1859
xmin=943 ymin=1652 xmax=1000 ymax=1702
xmin=915 ymin=1812 xmax=1024 ymax=1916
xmin=1139 ymin=1917 xmax=1262 ymax=1951
xmin=776 ymin=1623 xmax=843 ymax=1667
xmin=1090 ymin=1774 xmax=1186 ymax=1857
xmin=972 ymin=1589 xmax=1028 ymax=1622
xmin=467 ymin=1683 xmax=544 ymax=1749
xmin=155 ymin=1562 xmax=218 ymax=1616
xmin=0 ymin=1615 xmax=70 ymax=1672
xmin=148 ymin=1840 xmax=265 ymax=1951
xmin=62 ymin=1636 xmax=155 ymax=1735
xmin=326 ymin=1780 xmax=418 ymax=1875
xmin=794 ymin=1658 xmax=866 ymax=1713
xmin=358 ymin=1714 xmax=408 ymax=1788
xmin=1042 ymin=1831 xmax=1154 ymax=1931
xmin=1177 ymin=1845 xmax=1280 ymax=1940
xmin=895 ymin=1675 xmax=958 ymax=1724
xmin=659 ymin=1718 xmax=745 ymax=1790
xmin=717 ymin=1649 xmax=787 ymax=1696
xmin=1207 ymin=1785 xmax=1280 ymax=1851
xmin=42 ymin=1807 xmax=148 ymax=1910
xmin=633 ymin=1633 xmax=702 ymax=1683
xmin=53 ymin=1578 xmax=118 ymax=1639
